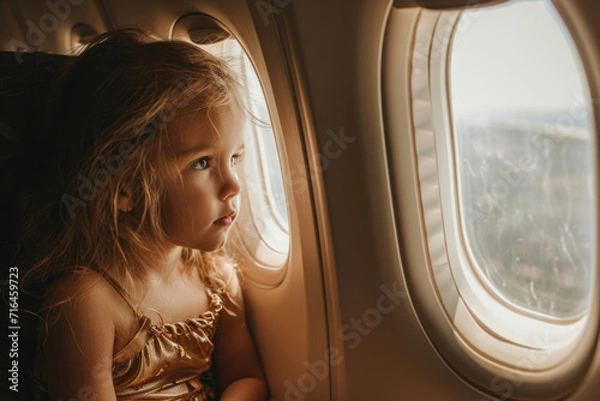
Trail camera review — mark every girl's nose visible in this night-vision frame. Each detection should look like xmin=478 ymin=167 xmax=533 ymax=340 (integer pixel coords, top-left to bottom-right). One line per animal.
xmin=219 ymin=165 xmax=241 ymax=201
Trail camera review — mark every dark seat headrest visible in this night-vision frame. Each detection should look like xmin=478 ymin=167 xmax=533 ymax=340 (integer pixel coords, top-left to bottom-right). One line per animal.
xmin=0 ymin=51 xmax=73 ymax=263
xmin=0 ymin=51 xmax=72 ymax=145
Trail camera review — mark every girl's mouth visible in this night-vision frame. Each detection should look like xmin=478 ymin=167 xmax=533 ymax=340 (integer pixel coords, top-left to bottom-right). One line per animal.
xmin=215 ymin=213 xmax=236 ymax=226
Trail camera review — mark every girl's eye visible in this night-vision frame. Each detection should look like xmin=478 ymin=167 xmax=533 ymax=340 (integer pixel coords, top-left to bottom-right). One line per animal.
xmin=191 ymin=157 xmax=211 ymax=171
xmin=231 ymin=152 xmax=245 ymax=166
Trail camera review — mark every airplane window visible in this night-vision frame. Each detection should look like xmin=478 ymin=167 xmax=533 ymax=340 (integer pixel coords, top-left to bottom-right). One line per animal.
xmin=401 ymin=0 xmax=597 ymax=396
xmin=450 ymin=0 xmax=595 ymax=319
xmin=200 ymin=38 xmax=290 ymax=267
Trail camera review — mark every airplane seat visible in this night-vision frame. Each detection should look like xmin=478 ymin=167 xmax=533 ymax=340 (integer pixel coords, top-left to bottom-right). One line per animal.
xmin=0 ymin=51 xmax=71 ymax=266
xmin=0 ymin=50 xmax=71 ymax=401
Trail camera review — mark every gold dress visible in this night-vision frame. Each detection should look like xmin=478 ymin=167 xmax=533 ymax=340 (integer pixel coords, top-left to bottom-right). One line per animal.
xmin=33 ymin=275 xmax=224 ymax=401
xmin=111 ymin=288 xmax=223 ymax=400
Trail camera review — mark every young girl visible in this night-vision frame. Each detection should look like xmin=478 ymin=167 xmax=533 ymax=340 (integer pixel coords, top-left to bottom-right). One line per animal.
xmin=21 ymin=30 xmax=268 ymax=400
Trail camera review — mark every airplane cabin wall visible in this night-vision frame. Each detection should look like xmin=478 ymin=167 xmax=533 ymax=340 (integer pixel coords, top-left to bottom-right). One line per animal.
xmin=279 ymin=0 xmax=600 ymax=399
xmin=278 ymin=0 xmax=487 ymax=399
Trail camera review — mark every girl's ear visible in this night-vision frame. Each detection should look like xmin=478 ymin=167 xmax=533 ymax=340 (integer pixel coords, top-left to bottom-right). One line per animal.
xmin=117 ymin=190 xmax=133 ymax=212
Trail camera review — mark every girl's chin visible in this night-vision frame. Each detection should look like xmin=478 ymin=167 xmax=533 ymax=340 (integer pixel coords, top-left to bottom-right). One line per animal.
xmin=189 ymin=236 xmax=230 ymax=253
xmin=165 ymin=231 xmax=231 ymax=253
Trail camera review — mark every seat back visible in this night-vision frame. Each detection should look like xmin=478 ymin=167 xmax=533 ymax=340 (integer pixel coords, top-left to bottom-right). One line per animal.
xmin=0 ymin=51 xmax=71 ymax=401
xmin=0 ymin=51 xmax=71 ymax=265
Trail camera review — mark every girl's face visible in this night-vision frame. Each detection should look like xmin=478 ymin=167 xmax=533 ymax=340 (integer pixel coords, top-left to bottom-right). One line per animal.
xmin=161 ymin=105 xmax=245 ymax=252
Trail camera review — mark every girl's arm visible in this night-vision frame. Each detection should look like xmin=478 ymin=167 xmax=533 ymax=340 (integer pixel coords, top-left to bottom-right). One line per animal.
xmin=212 ymin=261 xmax=269 ymax=400
xmin=43 ymin=273 xmax=119 ymax=401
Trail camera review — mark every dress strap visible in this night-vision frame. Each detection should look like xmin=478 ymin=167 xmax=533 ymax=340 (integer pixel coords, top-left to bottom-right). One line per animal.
xmin=101 ymin=272 xmax=141 ymax=318
xmin=69 ymin=265 xmax=141 ymax=318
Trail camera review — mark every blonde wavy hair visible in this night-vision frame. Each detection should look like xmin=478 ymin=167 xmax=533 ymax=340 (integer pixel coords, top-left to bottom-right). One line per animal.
xmin=21 ymin=29 xmax=245 ymax=306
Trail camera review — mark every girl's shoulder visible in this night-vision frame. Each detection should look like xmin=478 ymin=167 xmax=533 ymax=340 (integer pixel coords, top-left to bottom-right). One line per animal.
xmin=208 ymin=255 xmax=244 ymax=317
xmin=214 ymin=255 xmax=237 ymax=279
xmin=211 ymin=255 xmax=241 ymax=296
xmin=42 ymin=267 xmax=135 ymax=325
xmin=44 ymin=267 xmax=112 ymax=303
